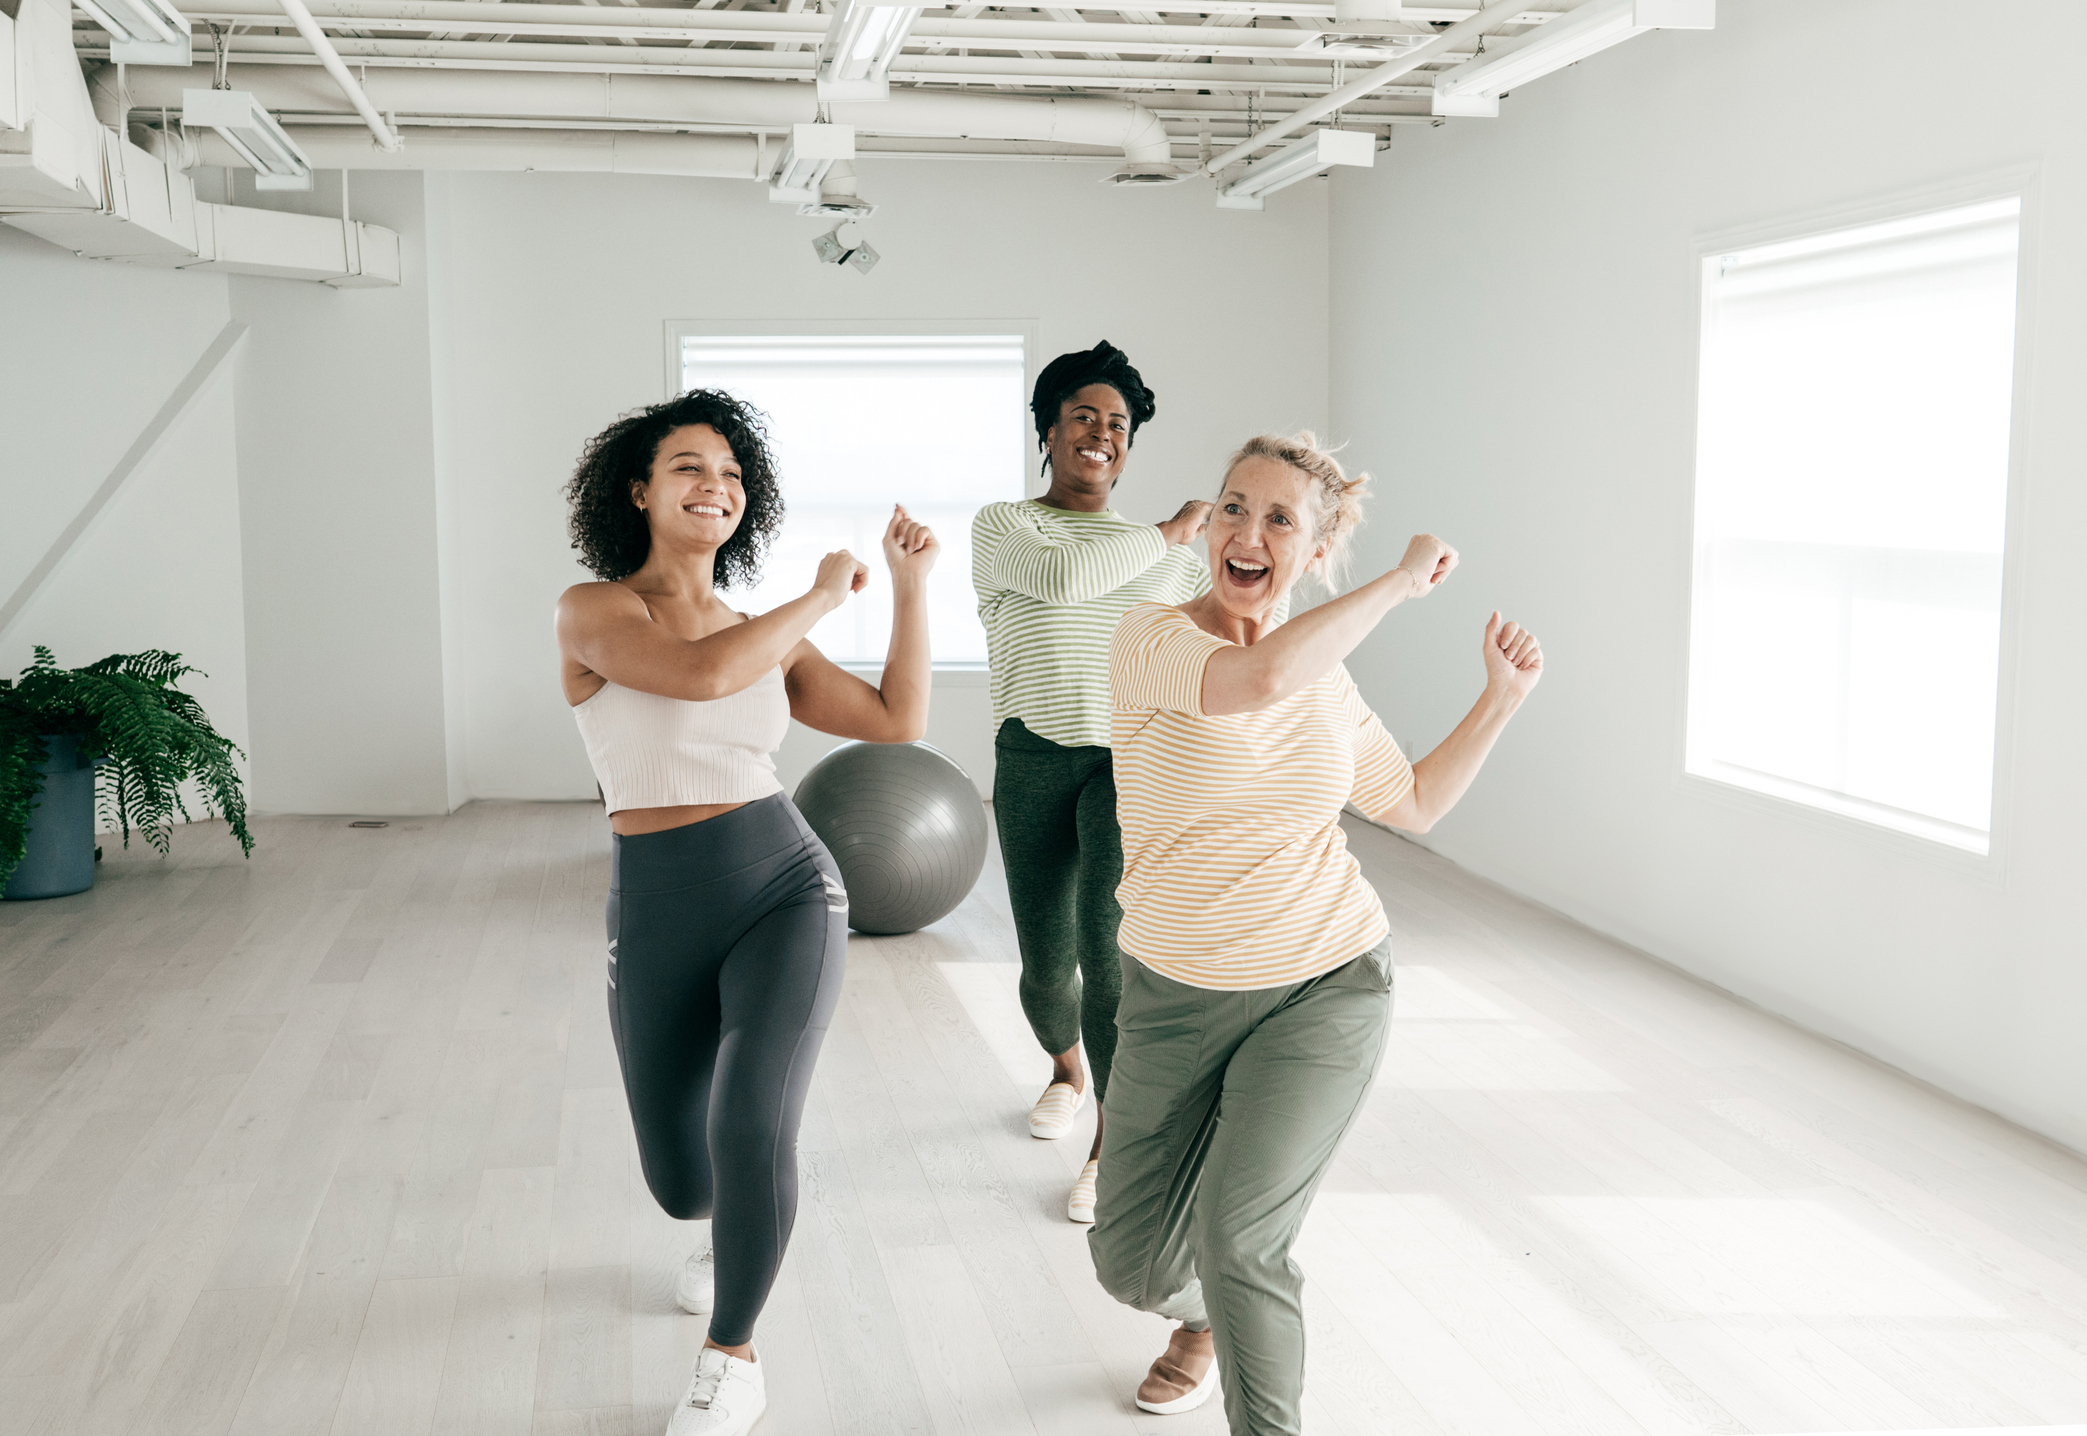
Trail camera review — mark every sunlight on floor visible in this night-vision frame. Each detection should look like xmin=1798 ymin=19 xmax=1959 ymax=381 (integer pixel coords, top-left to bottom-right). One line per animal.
xmin=938 ymin=959 xmax=1055 ymax=1096
xmin=1536 ymin=1195 xmax=2008 ymax=1319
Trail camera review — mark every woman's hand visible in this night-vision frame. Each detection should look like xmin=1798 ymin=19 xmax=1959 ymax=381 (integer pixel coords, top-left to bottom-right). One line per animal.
xmin=1372 ymin=611 xmax=1543 ymax=833
xmin=813 ymin=549 xmax=870 ymax=609
xmin=1156 ymin=499 xmax=1214 ymax=547
xmin=882 ymin=505 xmax=940 ymax=588
xmin=1483 ymin=612 xmax=1543 ymax=699
xmin=1392 ymin=534 xmax=1459 ymax=597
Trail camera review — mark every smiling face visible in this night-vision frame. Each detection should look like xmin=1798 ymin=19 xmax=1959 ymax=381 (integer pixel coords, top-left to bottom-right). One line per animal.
xmin=634 ymin=423 xmax=744 ymax=555
xmin=1207 ymin=455 xmax=1327 ymax=623
xmin=1045 ymin=383 xmax=1133 ymax=496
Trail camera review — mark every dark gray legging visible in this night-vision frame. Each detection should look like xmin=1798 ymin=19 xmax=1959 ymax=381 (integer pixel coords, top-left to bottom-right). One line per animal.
xmin=606 ymin=793 xmax=848 ymax=1347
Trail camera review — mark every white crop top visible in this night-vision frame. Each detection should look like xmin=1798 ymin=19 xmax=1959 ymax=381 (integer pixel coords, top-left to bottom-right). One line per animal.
xmin=572 ymin=666 xmax=790 ymax=814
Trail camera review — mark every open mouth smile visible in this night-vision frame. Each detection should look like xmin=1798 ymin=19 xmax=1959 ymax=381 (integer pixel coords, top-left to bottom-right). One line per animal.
xmin=685 ymin=502 xmax=729 ymax=518
xmin=1076 ymin=446 xmax=1113 ymax=465
xmin=1223 ymin=558 xmax=1270 ymax=588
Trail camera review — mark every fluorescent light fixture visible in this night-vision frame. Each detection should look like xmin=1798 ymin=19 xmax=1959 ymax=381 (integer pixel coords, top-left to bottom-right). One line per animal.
xmin=73 ymin=0 xmax=184 ymax=45
xmin=1298 ymin=32 xmax=1425 ymax=56
xmin=109 ymin=34 xmax=195 ymax=65
xmin=769 ymin=123 xmax=855 ymax=205
xmin=1432 ymin=0 xmax=1714 ymax=115
xmin=182 ymin=88 xmax=314 ymax=191
xmin=1296 ymin=0 xmax=1415 ymax=52
xmin=817 ymin=0 xmax=922 ymax=102
xmin=1216 ymin=128 xmax=1374 ymax=211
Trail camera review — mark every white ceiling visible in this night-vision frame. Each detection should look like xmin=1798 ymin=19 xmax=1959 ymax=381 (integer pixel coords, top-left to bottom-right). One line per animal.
xmin=75 ymin=1 xmax=1571 ymax=166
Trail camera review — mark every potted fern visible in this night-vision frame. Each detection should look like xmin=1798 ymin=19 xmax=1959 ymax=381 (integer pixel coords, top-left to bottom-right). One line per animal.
xmin=0 ymin=648 xmax=253 ymax=900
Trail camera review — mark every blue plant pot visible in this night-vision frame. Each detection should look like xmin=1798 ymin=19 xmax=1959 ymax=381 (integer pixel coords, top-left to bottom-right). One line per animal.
xmin=3 ymin=736 xmax=98 ymax=901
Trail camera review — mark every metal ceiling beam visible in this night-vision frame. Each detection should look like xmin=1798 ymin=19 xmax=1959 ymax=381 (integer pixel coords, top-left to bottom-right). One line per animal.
xmin=109 ymin=33 xmax=1410 ymax=93
xmin=170 ymin=0 xmax=1426 ymax=57
xmin=1205 ymin=0 xmax=1523 ymax=171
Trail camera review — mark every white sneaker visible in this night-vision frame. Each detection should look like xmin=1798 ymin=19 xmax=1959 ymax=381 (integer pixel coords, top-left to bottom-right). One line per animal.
xmin=665 ymin=1346 xmax=766 ymax=1436
xmin=1067 ymin=1159 xmax=1098 ymax=1224
xmin=1028 ymin=1081 xmax=1088 ymax=1139
xmin=677 ymin=1249 xmax=715 ymax=1315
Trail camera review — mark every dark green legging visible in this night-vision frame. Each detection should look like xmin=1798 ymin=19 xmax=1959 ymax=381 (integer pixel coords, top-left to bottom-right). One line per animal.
xmin=992 ymin=717 xmax=1124 ymax=1102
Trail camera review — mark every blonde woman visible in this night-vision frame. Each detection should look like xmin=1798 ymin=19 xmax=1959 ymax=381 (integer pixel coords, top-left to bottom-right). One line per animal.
xmin=1089 ymin=433 xmax=1543 ymax=1434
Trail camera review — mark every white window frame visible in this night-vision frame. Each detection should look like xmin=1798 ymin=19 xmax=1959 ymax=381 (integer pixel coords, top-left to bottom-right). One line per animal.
xmin=663 ymin=316 xmax=1040 ymax=679
xmin=1674 ymin=169 xmax=2041 ymax=875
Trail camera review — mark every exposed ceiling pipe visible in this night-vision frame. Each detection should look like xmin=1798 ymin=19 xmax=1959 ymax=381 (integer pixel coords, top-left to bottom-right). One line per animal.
xmin=1203 ymin=0 xmax=1527 ymax=172
xmin=108 ymin=66 xmax=1178 ymax=172
xmin=88 ymin=36 xmax=1351 ymax=97
xmin=179 ymin=0 xmax=1342 ymax=59
xmin=270 ymin=0 xmax=404 ymax=151
xmin=189 ymin=123 xmax=758 ymax=176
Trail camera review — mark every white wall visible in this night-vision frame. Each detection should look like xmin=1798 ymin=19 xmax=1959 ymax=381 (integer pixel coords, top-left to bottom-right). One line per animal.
xmin=427 ymin=160 xmax=1331 ymax=803
xmin=1328 ymin=0 xmax=2087 ymax=1150
xmin=0 ymin=230 xmax=252 ymax=825
xmin=228 ymin=171 xmax=456 ymax=816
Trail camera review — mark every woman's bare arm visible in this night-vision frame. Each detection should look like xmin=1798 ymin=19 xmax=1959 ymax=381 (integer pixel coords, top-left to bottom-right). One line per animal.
xmin=1374 ymin=613 xmax=1543 ymax=833
xmin=785 ymin=508 xmax=939 ymax=742
xmin=557 ymin=551 xmax=865 ymax=702
xmin=1199 ymin=534 xmax=1457 ymax=716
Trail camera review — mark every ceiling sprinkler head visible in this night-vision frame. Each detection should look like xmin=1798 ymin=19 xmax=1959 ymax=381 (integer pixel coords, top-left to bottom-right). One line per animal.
xmin=1104 ymin=162 xmax=1191 ymax=187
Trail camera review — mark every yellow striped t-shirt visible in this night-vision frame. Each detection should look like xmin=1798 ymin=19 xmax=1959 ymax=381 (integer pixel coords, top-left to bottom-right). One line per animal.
xmin=1109 ymin=602 xmax=1415 ymax=991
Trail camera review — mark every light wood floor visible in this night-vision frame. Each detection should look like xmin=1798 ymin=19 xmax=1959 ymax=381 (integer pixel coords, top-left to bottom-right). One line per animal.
xmin=5 ymin=802 xmax=2087 ymax=1436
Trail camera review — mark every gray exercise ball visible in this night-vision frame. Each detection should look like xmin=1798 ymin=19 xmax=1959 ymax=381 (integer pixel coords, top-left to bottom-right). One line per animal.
xmin=793 ymin=740 xmax=989 ymax=936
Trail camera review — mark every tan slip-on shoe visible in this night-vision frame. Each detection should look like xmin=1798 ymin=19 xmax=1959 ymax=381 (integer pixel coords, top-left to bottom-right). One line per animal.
xmin=1067 ymin=1159 xmax=1098 ymax=1224
xmin=1135 ymin=1324 xmax=1218 ymax=1415
xmin=1027 ymin=1080 xmax=1087 ymax=1139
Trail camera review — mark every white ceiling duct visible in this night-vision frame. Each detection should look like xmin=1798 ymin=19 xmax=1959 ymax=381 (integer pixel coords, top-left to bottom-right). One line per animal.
xmin=2 ymin=0 xmax=399 ymax=284
xmin=106 ymin=65 xmax=1183 ymax=180
xmin=188 ymin=123 xmax=761 ymax=179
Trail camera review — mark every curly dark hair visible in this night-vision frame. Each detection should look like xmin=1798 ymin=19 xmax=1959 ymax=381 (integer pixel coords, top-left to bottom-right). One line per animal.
xmin=1030 ymin=340 xmax=1158 ymax=473
xmin=563 ymin=389 xmax=784 ymax=587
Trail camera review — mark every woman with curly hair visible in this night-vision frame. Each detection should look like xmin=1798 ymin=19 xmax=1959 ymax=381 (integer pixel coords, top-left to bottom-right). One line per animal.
xmin=971 ymin=339 xmax=1216 ymax=1226
xmin=556 ymin=388 xmax=938 ymax=1436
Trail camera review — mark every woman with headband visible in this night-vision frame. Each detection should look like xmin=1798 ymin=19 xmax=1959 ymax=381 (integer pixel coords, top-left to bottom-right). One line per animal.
xmin=971 ymin=340 xmax=1214 ymax=1223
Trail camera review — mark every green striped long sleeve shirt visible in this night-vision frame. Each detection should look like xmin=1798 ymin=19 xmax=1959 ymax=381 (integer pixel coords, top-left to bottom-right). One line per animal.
xmin=972 ymin=499 xmax=1209 ymax=750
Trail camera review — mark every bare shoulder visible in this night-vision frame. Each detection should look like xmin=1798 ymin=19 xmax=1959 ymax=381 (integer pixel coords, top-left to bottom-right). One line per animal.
xmin=557 ymin=580 xmax=646 ymax=627
xmin=559 ymin=579 xmax=640 ymax=611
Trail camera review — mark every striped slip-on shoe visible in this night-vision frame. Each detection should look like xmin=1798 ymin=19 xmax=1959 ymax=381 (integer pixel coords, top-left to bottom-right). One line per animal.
xmin=1027 ymin=1080 xmax=1088 ymax=1139
xmin=1067 ymin=1159 xmax=1099 ymax=1224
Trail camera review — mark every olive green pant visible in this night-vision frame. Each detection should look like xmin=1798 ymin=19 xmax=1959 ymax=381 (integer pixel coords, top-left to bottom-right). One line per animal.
xmin=992 ymin=717 xmax=1125 ymax=1101
xmin=1088 ymin=936 xmax=1395 ymax=1436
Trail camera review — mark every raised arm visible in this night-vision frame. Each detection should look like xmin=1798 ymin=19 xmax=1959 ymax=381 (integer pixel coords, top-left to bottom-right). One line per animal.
xmin=1372 ymin=613 xmax=1544 ymax=833
xmin=978 ymin=500 xmax=1210 ymax=606
xmin=1199 ymin=535 xmax=1457 ymax=716
xmin=786 ymin=507 xmax=940 ymax=742
xmin=557 ymin=551 xmax=866 ymax=702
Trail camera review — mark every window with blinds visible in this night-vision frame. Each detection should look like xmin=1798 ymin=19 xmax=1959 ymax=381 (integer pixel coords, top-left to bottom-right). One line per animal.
xmin=679 ymin=333 xmax=1026 ymax=665
xmin=1685 ymin=197 xmax=2022 ymax=853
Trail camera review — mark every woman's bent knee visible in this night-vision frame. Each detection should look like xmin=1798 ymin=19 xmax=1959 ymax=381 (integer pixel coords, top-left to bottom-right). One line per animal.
xmin=647 ymin=1174 xmax=714 ymax=1222
xmin=1089 ymin=1226 xmax=1167 ymax=1314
